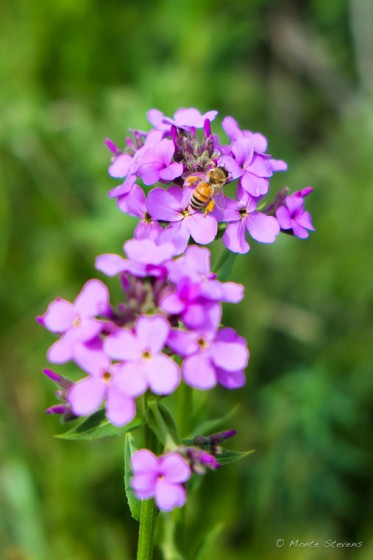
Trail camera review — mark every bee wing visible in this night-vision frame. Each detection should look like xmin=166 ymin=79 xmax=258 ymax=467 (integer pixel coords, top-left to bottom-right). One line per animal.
xmin=212 ymin=188 xmax=226 ymax=210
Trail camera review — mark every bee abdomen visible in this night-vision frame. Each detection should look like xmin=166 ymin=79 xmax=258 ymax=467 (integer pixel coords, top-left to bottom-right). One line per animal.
xmin=190 ymin=192 xmax=210 ymax=210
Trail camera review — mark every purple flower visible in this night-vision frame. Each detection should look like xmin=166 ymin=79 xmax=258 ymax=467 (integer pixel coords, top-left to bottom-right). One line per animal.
xmin=222 ymin=116 xmax=269 ymax=153
xmin=131 ymin=449 xmax=191 ymax=511
xmin=68 ymin=339 xmax=137 ymax=427
xmin=117 ymin=184 xmax=162 ymax=240
xmin=137 ymin=139 xmax=184 ymax=186
xmin=160 ymin=246 xmax=244 ymax=331
xmin=38 ymin=280 xmax=110 ymax=364
xmin=276 ymin=187 xmax=315 ymax=239
xmin=160 ymin=278 xmax=223 ymax=332
xmin=95 ymin=237 xmax=179 ymax=278
xmin=217 ymin=188 xmax=280 ymax=254
xmin=104 ymin=315 xmax=180 ymax=395
xmin=147 ymin=108 xmax=218 ymax=131
xmin=168 ymin=327 xmax=249 ymax=390
xmin=166 ymin=245 xmax=215 ymax=284
xmin=108 ymin=130 xmax=165 ymax=198
xmin=221 ymin=116 xmax=287 ymax=172
xmin=147 ymin=186 xmax=218 ymax=253
xmin=220 ymin=138 xmax=273 ymax=197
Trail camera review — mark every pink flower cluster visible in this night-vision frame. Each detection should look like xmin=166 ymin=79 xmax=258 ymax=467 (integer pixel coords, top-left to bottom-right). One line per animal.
xmin=39 ymin=242 xmax=248 ymax=428
xmin=39 ymin=108 xmax=314 ymax=512
xmin=106 ymin=108 xmax=314 ymax=254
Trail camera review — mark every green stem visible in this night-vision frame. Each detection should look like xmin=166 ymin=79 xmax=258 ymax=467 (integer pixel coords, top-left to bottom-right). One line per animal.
xmin=136 ymin=495 xmax=157 ymax=560
xmin=136 ymin=412 xmax=158 ymax=560
xmin=213 ymin=247 xmax=237 ymax=281
xmin=178 ymin=383 xmax=193 ymax=439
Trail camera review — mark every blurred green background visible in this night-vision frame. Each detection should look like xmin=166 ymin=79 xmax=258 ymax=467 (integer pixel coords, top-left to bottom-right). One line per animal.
xmin=1 ymin=0 xmax=372 ymax=559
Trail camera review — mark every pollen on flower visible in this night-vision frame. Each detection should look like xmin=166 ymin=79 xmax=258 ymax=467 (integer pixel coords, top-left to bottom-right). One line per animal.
xmin=197 ymin=337 xmax=208 ymax=349
xmin=102 ymin=371 xmax=112 ymax=383
xmin=142 ymin=350 xmax=152 ymax=359
xmin=72 ymin=316 xmax=81 ymax=327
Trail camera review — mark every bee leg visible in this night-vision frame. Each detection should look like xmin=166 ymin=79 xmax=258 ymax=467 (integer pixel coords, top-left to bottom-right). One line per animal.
xmin=204 ymin=200 xmax=215 ymax=215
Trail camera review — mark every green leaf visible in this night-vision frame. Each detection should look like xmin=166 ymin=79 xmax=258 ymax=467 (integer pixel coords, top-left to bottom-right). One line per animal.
xmin=216 ymin=448 xmax=255 ymax=465
xmin=188 ymin=405 xmax=240 ymax=439
xmin=158 ymin=402 xmax=179 ymax=444
xmin=56 ymin=409 xmax=145 ymax=440
xmin=189 ymin=523 xmax=224 ymax=560
xmin=124 ymin=433 xmax=141 ymax=521
xmin=145 ymin=399 xmax=179 ymax=446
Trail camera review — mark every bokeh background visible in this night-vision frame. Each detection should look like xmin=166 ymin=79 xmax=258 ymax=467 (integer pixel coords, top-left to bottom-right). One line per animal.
xmin=1 ymin=0 xmax=372 ymax=559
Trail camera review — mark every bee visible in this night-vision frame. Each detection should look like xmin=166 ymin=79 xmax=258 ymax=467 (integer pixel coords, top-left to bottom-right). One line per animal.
xmin=187 ymin=166 xmax=228 ymax=213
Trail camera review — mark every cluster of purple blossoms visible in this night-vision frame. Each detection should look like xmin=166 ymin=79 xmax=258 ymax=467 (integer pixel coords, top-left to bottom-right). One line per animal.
xmin=40 ymin=243 xmax=248 ymax=430
xmin=106 ymin=108 xmax=314 ymax=254
xmin=40 ymin=108 xmax=314 ymax=512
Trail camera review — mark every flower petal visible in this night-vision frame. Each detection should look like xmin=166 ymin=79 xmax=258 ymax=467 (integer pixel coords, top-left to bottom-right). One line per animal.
xmin=216 ymin=368 xmax=247 ymax=389
xmin=159 ymin=222 xmax=189 ymax=254
xmin=240 ymin=173 xmax=269 ymax=197
xmin=68 ymin=377 xmax=105 ymax=416
xmin=245 ymin=212 xmax=280 ymax=243
xmin=117 ymin=184 xmax=146 ymax=217
xmin=155 ymin=479 xmax=186 ymax=511
xmin=42 ymin=299 xmax=75 ymax=333
xmin=47 ymin=332 xmax=76 ymax=363
xmin=131 ymin=473 xmax=156 ymax=499
xmin=106 ymin=389 xmax=136 ymax=427
xmin=159 ymin=161 xmax=184 ymax=181
xmin=212 ymin=341 xmax=249 ymax=371
xmin=132 ymin=449 xmax=159 ymax=473
xmin=167 ymin=329 xmax=199 ymax=357
xmin=222 ymin=220 xmax=250 ymax=254
xmin=124 ymin=238 xmax=177 ymax=264
xmin=136 ymin=315 xmax=170 ymax=353
xmin=159 ymin=292 xmax=185 ymax=315
xmin=144 ymin=354 xmax=180 ymax=395
xmin=182 ymin=353 xmax=217 ymax=390
xmin=95 ymin=254 xmax=129 ymax=276
xmin=146 ymin=187 xmax=183 ymax=222
xmin=159 ymin=453 xmax=191 ymax=483
xmin=276 ymin=206 xmax=292 ymax=229
xmin=108 ymin=153 xmax=133 ymax=178
xmin=186 ymin=212 xmax=218 ymax=245
xmin=183 ymin=301 xmax=222 ymax=332
xmin=113 ymin=362 xmax=148 ymax=397
xmin=73 ymin=339 xmax=109 ymax=376
xmin=104 ymin=330 xmax=142 ymax=361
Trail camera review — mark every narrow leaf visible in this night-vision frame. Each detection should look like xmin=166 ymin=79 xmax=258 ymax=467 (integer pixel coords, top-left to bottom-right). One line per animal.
xmin=189 ymin=405 xmax=239 ymax=439
xmin=216 ymin=449 xmax=255 ymax=465
xmin=145 ymin=399 xmax=179 ymax=446
xmin=158 ymin=402 xmax=179 ymax=444
xmin=214 ymin=248 xmax=237 ymax=281
xmin=124 ymin=433 xmax=141 ymax=521
xmin=56 ymin=409 xmax=144 ymax=440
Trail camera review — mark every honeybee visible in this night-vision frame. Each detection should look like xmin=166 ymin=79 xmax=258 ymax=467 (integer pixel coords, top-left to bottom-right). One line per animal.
xmin=186 ymin=166 xmax=228 ymax=213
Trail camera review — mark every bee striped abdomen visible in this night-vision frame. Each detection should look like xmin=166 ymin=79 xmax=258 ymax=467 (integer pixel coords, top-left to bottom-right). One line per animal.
xmin=190 ymin=182 xmax=212 ymax=210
